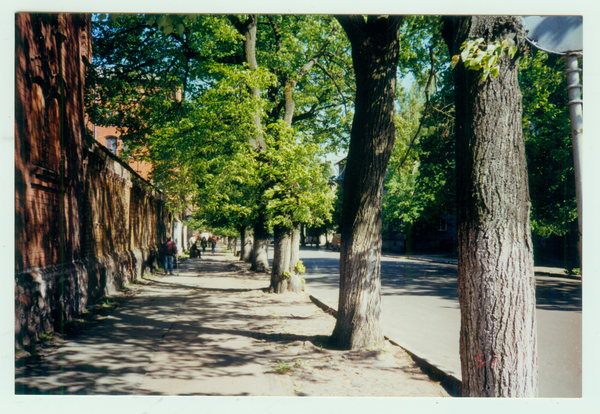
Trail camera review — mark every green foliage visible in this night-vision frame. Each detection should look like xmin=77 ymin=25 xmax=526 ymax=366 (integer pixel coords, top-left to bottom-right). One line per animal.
xmin=381 ymin=16 xmax=456 ymax=235
xmin=383 ymin=65 xmax=455 ymax=234
xmin=262 ymin=122 xmax=335 ymax=231
xmin=295 ymin=260 xmax=306 ymax=274
xmin=89 ymin=14 xmax=344 ymax=234
xmin=397 ymin=16 xmax=445 ymax=86
xmin=519 ymin=48 xmax=578 ymax=238
xmin=257 ymin=15 xmax=354 ymax=153
xmin=273 ymin=361 xmax=293 ymax=374
xmin=383 ymin=86 xmax=426 ymax=231
xmin=40 ymin=332 xmax=54 ymax=342
xmin=451 ymin=37 xmax=518 ymax=81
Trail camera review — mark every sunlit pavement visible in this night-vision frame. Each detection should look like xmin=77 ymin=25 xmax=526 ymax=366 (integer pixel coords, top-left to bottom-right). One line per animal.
xmin=296 ymin=247 xmax=582 ymax=398
xmin=14 ymin=249 xmax=452 ymax=398
xmin=15 ymin=253 xmax=295 ymax=396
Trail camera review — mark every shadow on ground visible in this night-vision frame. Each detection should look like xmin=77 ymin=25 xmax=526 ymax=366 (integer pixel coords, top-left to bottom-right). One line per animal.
xmin=16 ymin=255 xmax=450 ymax=396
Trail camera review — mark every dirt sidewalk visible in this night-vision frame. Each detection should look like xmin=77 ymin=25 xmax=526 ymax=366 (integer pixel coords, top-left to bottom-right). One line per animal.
xmin=15 ymin=250 xmax=451 ymax=397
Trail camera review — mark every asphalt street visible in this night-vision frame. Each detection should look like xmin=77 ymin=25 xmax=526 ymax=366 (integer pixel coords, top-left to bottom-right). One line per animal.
xmin=296 ymin=247 xmax=582 ymax=398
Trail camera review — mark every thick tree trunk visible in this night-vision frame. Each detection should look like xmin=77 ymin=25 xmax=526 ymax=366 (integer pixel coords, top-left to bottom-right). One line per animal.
xmin=270 ymin=225 xmax=303 ymax=293
xmin=443 ymin=15 xmax=538 ymax=397
xmin=330 ymin=15 xmax=402 ymax=350
xmin=270 ymin=226 xmax=292 ymax=293
xmin=240 ymin=225 xmax=253 ymax=261
xmin=250 ymin=216 xmax=270 ymax=272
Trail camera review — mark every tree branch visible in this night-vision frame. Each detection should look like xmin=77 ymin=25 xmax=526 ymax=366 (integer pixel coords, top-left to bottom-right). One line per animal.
xmin=396 ymin=46 xmax=436 ymax=172
xmin=314 ymin=61 xmax=352 ymax=133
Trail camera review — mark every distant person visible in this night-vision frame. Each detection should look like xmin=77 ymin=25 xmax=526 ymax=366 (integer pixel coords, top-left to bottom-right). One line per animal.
xmin=201 ymin=237 xmax=208 ymax=253
xmin=211 ymin=236 xmax=217 ymax=254
xmin=162 ymin=237 xmax=178 ymax=275
xmin=190 ymin=242 xmax=200 ymax=259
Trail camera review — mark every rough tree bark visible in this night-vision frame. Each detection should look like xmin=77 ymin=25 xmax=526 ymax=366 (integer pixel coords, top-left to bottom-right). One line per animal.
xmin=270 ymin=225 xmax=291 ymax=292
xmin=270 ymin=224 xmax=303 ymax=293
xmin=330 ymin=15 xmax=403 ymax=350
xmin=250 ymin=211 xmax=270 ymax=272
xmin=442 ymin=15 xmax=538 ymax=397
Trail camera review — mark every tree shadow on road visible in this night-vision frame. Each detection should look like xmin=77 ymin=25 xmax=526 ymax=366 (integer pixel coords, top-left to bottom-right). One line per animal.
xmin=303 ymin=256 xmax=582 ymax=312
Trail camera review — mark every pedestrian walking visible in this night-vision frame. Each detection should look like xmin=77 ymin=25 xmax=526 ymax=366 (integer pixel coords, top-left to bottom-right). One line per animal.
xmin=161 ymin=237 xmax=178 ymax=275
xmin=201 ymin=237 xmax=208 ymax=253
xmin=211 ymin=236 xmax=217 ymax=254
xmin=190 ymin=242 xmax=200 ymax=259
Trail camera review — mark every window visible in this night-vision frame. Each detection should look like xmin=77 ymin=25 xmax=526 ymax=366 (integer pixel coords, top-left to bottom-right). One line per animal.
xmin=438 ymin=218 xmax=448 ymax=232
xmin=106 ymin=137 xmax=117 ymax=154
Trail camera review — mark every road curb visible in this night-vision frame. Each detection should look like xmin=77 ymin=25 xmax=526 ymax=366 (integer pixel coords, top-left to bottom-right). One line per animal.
xmin=381 ymin=254 xmax=457 ymax=266
xmin=308 ymin=293 xmax=462 ymax=397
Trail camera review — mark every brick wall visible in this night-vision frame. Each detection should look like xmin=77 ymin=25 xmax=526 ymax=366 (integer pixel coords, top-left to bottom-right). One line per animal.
xmin=15 ymin=13 xmax=174 ymax=348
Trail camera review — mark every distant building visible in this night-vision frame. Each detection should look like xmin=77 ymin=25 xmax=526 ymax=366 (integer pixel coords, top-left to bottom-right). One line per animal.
xmin=86 ymin=119 xmax=153 ymax=181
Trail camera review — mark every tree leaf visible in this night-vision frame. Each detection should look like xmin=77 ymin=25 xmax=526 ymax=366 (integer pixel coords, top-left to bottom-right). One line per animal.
xmin=481 ymin=67 xmax=490 ymax=81
xmin=460 ymin=49 xmax=470 ymax=62
xmin=451 ymin=55 xmax=459 ymax=70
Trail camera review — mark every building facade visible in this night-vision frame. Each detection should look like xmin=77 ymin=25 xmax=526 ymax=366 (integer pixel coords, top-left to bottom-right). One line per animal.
xmin=15 ymin=13 xmax=174 ymax=348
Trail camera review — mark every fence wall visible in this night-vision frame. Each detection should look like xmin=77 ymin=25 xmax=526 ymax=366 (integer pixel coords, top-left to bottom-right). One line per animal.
xmin=15 ymin=13 xmax=172 ymax=348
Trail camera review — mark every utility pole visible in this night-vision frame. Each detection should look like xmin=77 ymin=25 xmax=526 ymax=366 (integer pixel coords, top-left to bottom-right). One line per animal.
xmin=565 ymin=52 xmax=583 ymax=266
xmin=523 ymin=16 xmax=583 ymax=268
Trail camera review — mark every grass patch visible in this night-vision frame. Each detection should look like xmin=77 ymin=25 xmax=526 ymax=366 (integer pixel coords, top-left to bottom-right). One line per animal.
xmin=273 ymin=361 xmax=293 ymax=375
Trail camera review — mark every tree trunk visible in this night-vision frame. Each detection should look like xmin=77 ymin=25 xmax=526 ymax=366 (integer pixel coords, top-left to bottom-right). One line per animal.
xmin=443 ymin=15 xmax=538 ymax=397
xmin=288 ymin=224 xmax=303 ymax=292
xmin=270 ymin=225 xmax=303 ymax=293
xmin=228 ymin=15 xmax=270 ymax=272
xmin=270 ymin=225 xmax=292 ymax=293
xmin=330 ymin=15 xmax=402 ymax=350
xmin=250 ymin=215 xmax=270 ymax=272
xmin=240 ymin=225 xmax=253 ymax=261
xmin=227 ymin=14 xmax=266 ymax=152
xmin=227 ymin=236 xmax=235 ymax=251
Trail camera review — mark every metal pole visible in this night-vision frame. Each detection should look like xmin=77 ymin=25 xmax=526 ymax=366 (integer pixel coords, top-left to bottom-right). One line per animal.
xmin=565 ymin=53 xmax=583 ymax=268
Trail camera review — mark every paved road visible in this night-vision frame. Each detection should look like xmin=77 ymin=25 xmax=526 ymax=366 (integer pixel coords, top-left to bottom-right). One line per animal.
xmin=297 ymin=247 xmax=582 ymax=398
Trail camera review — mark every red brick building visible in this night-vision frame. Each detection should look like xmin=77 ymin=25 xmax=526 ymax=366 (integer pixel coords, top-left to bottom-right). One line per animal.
xmin=87 ymin=122 xmax=153 ymax=180
xmin=15 ymin=13 xmax=174 ymax=348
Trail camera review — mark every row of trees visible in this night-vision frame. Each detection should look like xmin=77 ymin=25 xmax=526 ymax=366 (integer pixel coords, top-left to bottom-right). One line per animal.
xmin=88 ymin=14 xmax=577 ymax=397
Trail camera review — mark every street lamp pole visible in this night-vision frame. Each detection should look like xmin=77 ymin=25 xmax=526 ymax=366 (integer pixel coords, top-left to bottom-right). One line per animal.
xmin=565 ymin=52 xmax=583 ymax=267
